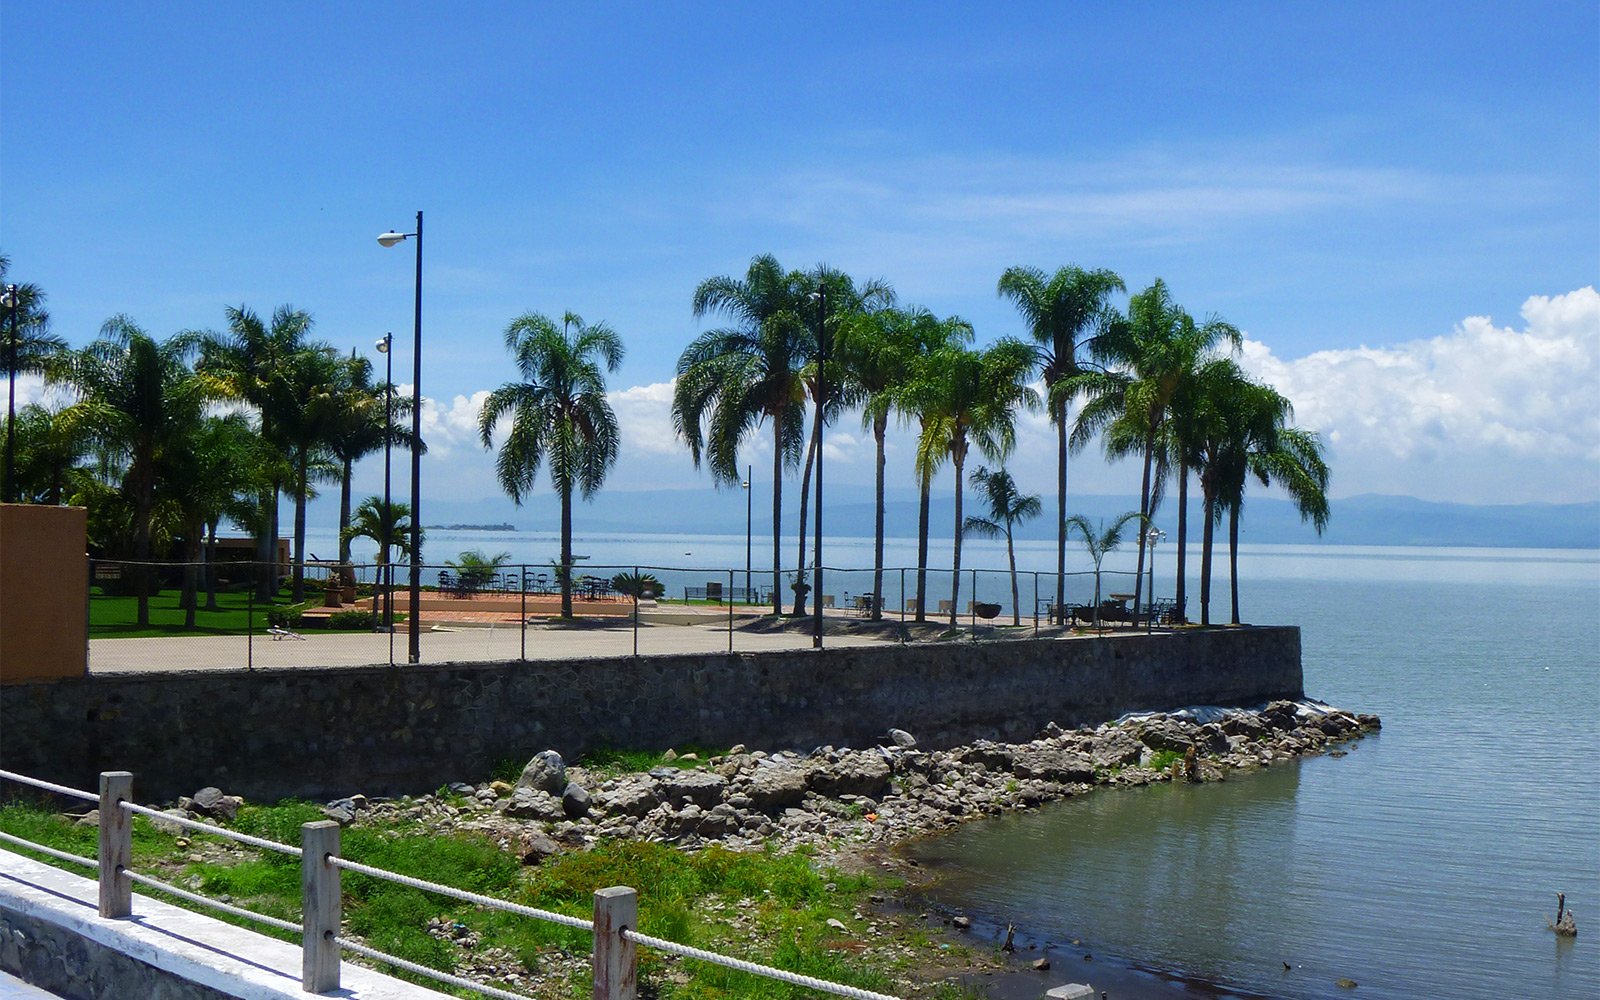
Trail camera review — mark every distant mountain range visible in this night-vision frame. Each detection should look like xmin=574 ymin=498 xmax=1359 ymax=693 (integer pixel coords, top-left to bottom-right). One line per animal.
xmin=385 ymin=489 xmax=1600 ymax=549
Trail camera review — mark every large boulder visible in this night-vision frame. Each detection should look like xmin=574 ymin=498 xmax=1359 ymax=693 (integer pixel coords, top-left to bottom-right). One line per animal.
xmin=1130 ymin=717 xmax=1195 ymax=753
xmin=1088 ymin=731 xmax=1145 ymax=769
xmin=743 ymin=762 xmax=810 ymax=812
xmin=808 ymin=751 xmax=893 ymax=798
xmin=657 ymin=770 xmax=727 ymax=808
xmin=561 ymin=784 xmax=592 ymax=818
xmin=1010 ymin=748 xmax=1096 ymax=784
xmin=502 ymin=788 xmax=565 ymax=822
xmin=190 ymin=787 xmax=240 ymax=822
xmin=515 ymin=751 xmax=568 ymax=795
xmin=595 ymin=775 xmax=660 ymax=818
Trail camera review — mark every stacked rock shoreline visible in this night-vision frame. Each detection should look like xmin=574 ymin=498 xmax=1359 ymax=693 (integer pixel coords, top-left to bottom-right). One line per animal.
xmin=306 ymin=699 xmax=1380 ymax=859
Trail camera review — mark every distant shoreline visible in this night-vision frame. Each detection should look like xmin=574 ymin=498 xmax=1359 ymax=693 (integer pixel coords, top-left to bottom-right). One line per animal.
xmin=424 ymin=523 xmax=518 ymax=531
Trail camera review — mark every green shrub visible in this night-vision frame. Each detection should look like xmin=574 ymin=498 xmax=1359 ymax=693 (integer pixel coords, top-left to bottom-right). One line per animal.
xmin=611 ymin=572 xmax=664 ymax=599
xmin=265 ymin=601 xmax=309 ymax=627
xmin=328 ymin=610 xmax=376 ymax=630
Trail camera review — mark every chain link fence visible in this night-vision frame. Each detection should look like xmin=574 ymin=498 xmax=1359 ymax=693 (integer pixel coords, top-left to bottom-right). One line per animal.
xmin=83 ymin=556 xmax=1173 ymax=672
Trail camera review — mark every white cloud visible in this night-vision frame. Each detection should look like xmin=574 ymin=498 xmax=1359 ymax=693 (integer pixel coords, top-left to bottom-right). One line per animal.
xmin=1236 ymin=287 xmax=1600 ymax=501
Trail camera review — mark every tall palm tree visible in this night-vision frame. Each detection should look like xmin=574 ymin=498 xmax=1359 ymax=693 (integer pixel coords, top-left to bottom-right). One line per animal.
xmin=479 ymin=311 xmax=624 ymax=618
xmin=914 ymin=340 xmax=1039 ymax=627
xmin=962 ymin=465 xmax=1042 ymax=626
xmin=674 ymin=255 xmax=809 ymax=616
xmin=0 ymin=255 xmax=65 ymax=503
xmin=788 ymin=265 xmax=895 ymax=615
xmin=1065 ymin=510 xmax=1146 ymax=628
xmin=270 ymin=344 xmax=346 ymax=602
xmin=1073 ymin=280 xmax=1239 ymax=621
xmin=53 ymin=318 xmax=207 ymax=625
xmin=195 ymin=304 xmax=318 ymax=599
xmin=890 ymin=313 xmax=975 ymax=621
xmin=324 ymin=351 xmax=423 ymax=565
xmin=168 ymin=413 xmax=259 ymax=625
xmin=997 ymin=265 xmax=1124 ymax=625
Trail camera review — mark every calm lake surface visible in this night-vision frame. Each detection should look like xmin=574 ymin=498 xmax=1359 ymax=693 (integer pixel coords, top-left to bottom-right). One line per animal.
xmin=311 ymin=527 xmax=1600 ymax=997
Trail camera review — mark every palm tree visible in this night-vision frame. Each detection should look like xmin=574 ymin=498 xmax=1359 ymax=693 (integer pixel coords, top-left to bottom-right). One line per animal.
xmin=674 ymin=255 xmax=808 ymax=616
xmin=275 ymin=344 xmax=345 ymax=602
xmin=168 ymin=413 xmax=259 ymax=625
xmin=1065 ymin=511 xmax=1147 ymax=629
xmin=6 ymin=403 xmax=89 ymax=505
xmin=788 ymin=265 xmax=895 ymax=615
xmin=447 ymin=549 xmax=511 ymax=593
xmin=53 ymin=317 xmax=207 ymax=625
xmin=343 ymin=496 xmax=418 ymax=626
xmin=0 ymin=255 xmax=65 ymax=503
xmin=479 ymin=311 xmax=624 ymax=618
xmin=890 ymin=313 xmax=975 ymax=621
xmin=914 ymin=340 xmax=1039 ymax=627
xmin=1073 ymin=280 xmax=1239 ymax=622
xmin=962 ymin=466 xmax=1042 ymax=626
xmin=195 ymin=304 xmax=318 ymax=599
xmin=324 ymin=352 xmax=423 ymax=565
xmin=997 ymin=265 xmax=1124 ymax=626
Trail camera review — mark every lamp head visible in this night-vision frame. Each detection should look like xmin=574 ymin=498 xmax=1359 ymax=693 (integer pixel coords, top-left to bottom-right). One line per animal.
xmin=0 ymin=285 xmax=15 ymax=309
xmin=376 ymin=334 xmax=392 ymax=353
xmin=377 ymin=231 xmax=409 ymax=248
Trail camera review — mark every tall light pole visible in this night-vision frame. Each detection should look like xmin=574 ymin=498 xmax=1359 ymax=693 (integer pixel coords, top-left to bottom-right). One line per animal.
xmin=375 ymin=333 xmax=395 ymax=664
xmin=742 ymin=467 xmax=752 ymax=601
xmin=378 ymin=212 xmax=423 ymax=664
xmin=808 ymin=281 xmax=827 ymax=649
xmin=2 ymin=284 xmax=19 ymax=504
xmin=1146 ymin=526 xmax=1166 ymax=633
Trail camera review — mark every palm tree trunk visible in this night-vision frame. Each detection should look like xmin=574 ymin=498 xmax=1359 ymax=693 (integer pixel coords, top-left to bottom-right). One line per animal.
xmin=915 ymin=468 xmax=930 ymax=623
xmin=949 ymin=444 xmax=966 ymax=628
xmin=1200 ymin=483 xmax=1216 ymax=626
xmin=256 ymin=484 xmax=276 ymax=602
xmin=291 ymin=453 xmax=309 ymax=604
xmin=1131 ymin=431 xmax=1155 ymax=621
xmin=1175 ymin=464 xmax=1190 ymax=623
xmin=871 ymin=414 xmax=887 ymax=620
xmin=770 ymin=417 xmax=783 ymax=616
xmin=131 ymin=458 xmax=154 ymax=627
xmin=1228 ymin=502 xmax=1242 ymax=625
xmin=181 ymin=530 xmax=201 ymax=628
xmin=560 ymin=483 xmax=574 ymax=618
xmin=1006 ymin=523 xmax=1020 ymax=626
xmin=1055 ymin=407 xmax=1067 ymax=623
xmin=338 ymin=456 xmax=354 ymax=565
xmin=793 ymin=424 xmax=816 ymax=616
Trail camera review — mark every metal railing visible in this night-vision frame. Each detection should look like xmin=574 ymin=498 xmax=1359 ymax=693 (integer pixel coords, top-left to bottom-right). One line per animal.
xmin=0 ymin=767 xmax=902 ymax=1000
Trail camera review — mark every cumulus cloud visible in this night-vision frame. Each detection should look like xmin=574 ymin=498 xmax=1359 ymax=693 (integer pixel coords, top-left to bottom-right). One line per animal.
xmin=1236 ymin=287 xmax=1600 ymax=501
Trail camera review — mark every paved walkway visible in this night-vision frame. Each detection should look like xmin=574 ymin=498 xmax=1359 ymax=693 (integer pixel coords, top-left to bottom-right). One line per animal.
xmin=0 ymin=971 xmax=66 ymax=1000
xmin=87 ymin=620 xmax=899 ymax=673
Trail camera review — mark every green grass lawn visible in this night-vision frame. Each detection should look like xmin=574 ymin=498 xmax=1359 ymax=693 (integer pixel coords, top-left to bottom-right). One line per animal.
xmin=89 ymin=588 xmax=383 ymax=639
xmin=0 ymin=796 xmax=946 ymax=999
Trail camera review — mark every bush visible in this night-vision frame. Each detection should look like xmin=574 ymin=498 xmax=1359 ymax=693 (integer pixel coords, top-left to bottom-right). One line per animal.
xmin=327 ymin=610 xmax=376 ymax=630
xmin=610 ymin=572 xmax=663 ymax=599
xmin=266 ymin=602 xmax=309 ymax=627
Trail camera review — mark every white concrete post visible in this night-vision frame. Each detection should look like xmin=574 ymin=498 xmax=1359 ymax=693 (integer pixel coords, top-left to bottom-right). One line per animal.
xmin=301 ymin=820 xmax=342 ymax=993
xmin=592 ymin=885 xmax=637 ymax=1000
xmin=97 ymin=771 xmax=133 ymax=918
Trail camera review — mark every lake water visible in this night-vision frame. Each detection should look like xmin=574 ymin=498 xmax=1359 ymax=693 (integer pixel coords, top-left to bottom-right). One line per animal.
xmin=308 ymin=526 xmax=1600 ymax=997
xmin=904 ymin=545 xmax=1600 ymax=1000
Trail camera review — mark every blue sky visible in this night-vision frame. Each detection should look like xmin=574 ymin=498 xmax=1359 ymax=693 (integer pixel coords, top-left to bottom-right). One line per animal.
xmin=3 ymin=3 xmax=1597 ymax=511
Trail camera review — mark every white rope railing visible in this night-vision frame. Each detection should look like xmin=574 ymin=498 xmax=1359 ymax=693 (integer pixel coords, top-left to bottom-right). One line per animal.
xmin=0 ymin=769 xmax=98 ymax=803
xmin=624 ymin=928 xmax=904 ymax=1000
xmin=332 ymin=935 xmax=535 ymax=1000
xmin=120 ymin=800 xmax=302 ymax=857
xmin=326 ymin=854 xmax=591 ymax=931
xmin=121 ymin=867 xmax=302 ymax=934
xmin=0 ymin=831 xmax=98 ymax=870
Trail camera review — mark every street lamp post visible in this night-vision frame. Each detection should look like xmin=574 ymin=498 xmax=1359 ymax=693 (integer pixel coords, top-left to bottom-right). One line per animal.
xmin=378 ymin=212 xmax=423 ymax=664
xmin=375 ymin=333 xmax=395 ymax=664
xmin=809 ymin=282 xmax=828 ymax=649
xmin=1146 ymin=526 xmax=1166 ymax=633
xmin=2 ymin=284 xmax=19 ymax=504
xmin=742 ymin=467 xmax=752 ymax=601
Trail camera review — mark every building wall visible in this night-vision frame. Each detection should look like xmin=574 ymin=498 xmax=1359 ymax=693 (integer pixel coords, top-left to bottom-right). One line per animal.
xmin=0 ymin=627 xmax=1301 ymax=801
xmin=0 ymin=504 xmax=88 ymax=683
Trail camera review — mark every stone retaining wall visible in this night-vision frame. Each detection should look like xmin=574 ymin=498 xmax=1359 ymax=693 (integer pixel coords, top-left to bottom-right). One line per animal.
xmin=0 ymin=627 xmax=1301 ymax=801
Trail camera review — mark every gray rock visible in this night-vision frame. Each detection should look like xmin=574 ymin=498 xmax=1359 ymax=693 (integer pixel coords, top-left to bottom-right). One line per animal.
xmin=191 ymin=787 xmax=240 ymax=822
xmin=744 ymin=762 xmax=811 ymax=812
xmin=321 ymin=803 xmax=355 ymax=826
xmin=561 ymin=783 xmax=592 ymax=818
xmin=595 ymin=775 xmax=660 ymax=817
xmin=1131 ymin=717 xmax=1195 ymax=753
xmin=1011 ymin=749 xmax=1096 ymax=784
xmin=808 ymin=751 xmax=892 ymax=798
xmin=518 ymin=829 xmax=560 ymax=864
xmin=957 ymin=741 xmax=1016 ymax=770
xmin=658 ymin=770 xmax=727 ymax=808
xmin=886 ymin=728 xmax=918 ymax=748
xmin=502 ymin=788 xmax=565 ymax=821
xmin=515 ymin=750 xmax=568 ymax=795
